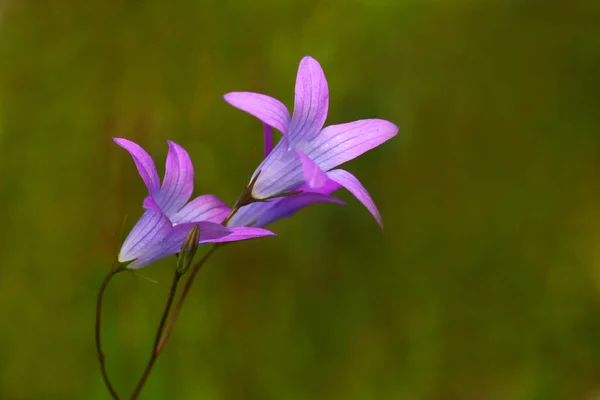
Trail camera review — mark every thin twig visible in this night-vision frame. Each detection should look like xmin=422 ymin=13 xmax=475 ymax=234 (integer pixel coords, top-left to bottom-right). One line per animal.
xmin=155 ymin=199 xmax=248 ymax=355
xmin=221 ymin=206 xmax=240 ymax=226
xmin=156 ymin=245 xmax=219 ymax=354
xmin=95 ymin=267 xmax=123 ymax=400
xmin=130 ymin=269 xmax=183 ymax=400
xmin=130 ymin=189 xmax=254 ymax=397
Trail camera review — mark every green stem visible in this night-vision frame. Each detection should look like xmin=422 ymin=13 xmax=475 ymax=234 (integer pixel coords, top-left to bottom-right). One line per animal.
xmin=95 ymin=267 xmax=123 ymax=400
xmin=129 ymin=269 xmax=182 ymax=400
xmin=130 ymin=192 xmax=249 ymax=397
xmin=156 ymin=245 xmax=219 ymax=354
xmin=156 ymin=200 xmax=243 ymax=355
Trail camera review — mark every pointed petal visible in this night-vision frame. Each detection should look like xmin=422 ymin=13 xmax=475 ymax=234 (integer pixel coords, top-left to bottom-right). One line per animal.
xmin=155 ymin=141 xmax=194 ymax=216
xmin=165 ymin=223 xmax=273 ymax=248
xmin=305 ymin=119 xmax=398 ymax=172
xmin=224 ymin=92 xmax=290 ymax=136
xmin=206 ymin=226 xmax=275 ymax=242
xmin=227 ymin=191 xmax=344 ymax=228
xmin=326 ymin=169 xmax=383 ymax=228
xmin=263 ymin=124 xmax=274 ymax=158
xmin=118 ymin=209 xmax=173 ymax=268
xmin=288 ymin=56 xmax=329 ymax=147
xmin=171 ymin=194 xmax=231 ymax=225
xmin=294 ymin=179 xmax=342 ymax=194
xmin=295 ymin=150 xmax=329 ymax=189
xmin=113 ymin=138 xmax=160 ymax=195
xmin=171 ymin=221 xmax=232 ymax=244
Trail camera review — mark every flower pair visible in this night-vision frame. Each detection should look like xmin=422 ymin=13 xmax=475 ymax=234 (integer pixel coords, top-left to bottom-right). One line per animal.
xmin=117 ymin=56 xmax=398 ymax=269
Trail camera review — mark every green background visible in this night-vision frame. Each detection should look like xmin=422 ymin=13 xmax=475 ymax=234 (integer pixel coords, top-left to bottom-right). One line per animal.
xmin=1 ymin=1 xmax=599 ymax=399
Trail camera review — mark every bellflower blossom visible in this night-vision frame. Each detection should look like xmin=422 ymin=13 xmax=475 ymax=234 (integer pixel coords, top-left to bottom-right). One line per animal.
xmin=224 ymin=56 xmax=398 ymax=228
xmin=114 ymin=138 xmax=274 ymax=268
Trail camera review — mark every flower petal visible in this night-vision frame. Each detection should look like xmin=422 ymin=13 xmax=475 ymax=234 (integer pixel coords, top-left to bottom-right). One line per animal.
xmin=125 ymin=221 xmax=231 ymax=269
xmin=250 ymin=143 xmax=305 ymax=199
xmin=250 ymin=147 xmax=336 ymax=200
xmin=170 ymin=222 xmax=273 ymax=246
xmin=294 ymin=180 xmax=342 ymax=194
xmin=263 ymin=124 xmax=274 ymax=158
xmin=326 ymin=169 xmax=383 ymax=228
xmin=304 ymin=119 xmax=398 ymax=172
xmin=206 ymin=226 xmax=275 ymax=242
xmin=223 ymin=92 xmax=291 ymax=136
xmin=171 ymin=221 xmax=233 ymax=244
xmin=118 ymin=209 xmax=173 ymax=268
xmin=227 ymin=191 xmax=344 ymax=228
xmin=155 ymin=141 xmax=194 ymax=216
xmin=171 ymin=194 xmax=231 ymax=225
xmin=295 ymin=150 xmax=329 ymax=190
xmin=142 ymin=196 xmax=161 ymax=212
xmin=288 ymin=56 xmax=329 ymax=147
xmin=120 ymin=215 xmax=273 ymax=268
xmin=113 ymin=138 xmax=160 ymax=195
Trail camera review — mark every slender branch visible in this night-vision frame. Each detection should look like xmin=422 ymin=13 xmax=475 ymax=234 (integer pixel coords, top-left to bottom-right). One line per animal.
xmin=130 ymin=270 xmax=183 ymax=400
xmin=156 ymin=245 xmax=219 ymax=354
xmin=95 ymin=267 xmax=123 ymax=400
xmin=130 ymin=190 xmax=250 ymax=397
xmin=221 ymin=205 xmax=241 ymax=226
xmin=127 ymin=170 xmax=300 ymax=396
xmin=155 ymin=199 xmax=247 ymax=355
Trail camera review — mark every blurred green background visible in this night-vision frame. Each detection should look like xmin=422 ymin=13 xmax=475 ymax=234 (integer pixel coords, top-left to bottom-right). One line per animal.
xmin=1 ymin=0 xmax=599 ymax=399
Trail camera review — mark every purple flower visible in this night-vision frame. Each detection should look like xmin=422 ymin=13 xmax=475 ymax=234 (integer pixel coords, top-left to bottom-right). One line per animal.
xmin=114 ymin=138 xmax=274 ymax=269
xmin=224 ymin=56 xmax=398 ymax=228
xmin=226 ymin=180 xmax=344 ymax=228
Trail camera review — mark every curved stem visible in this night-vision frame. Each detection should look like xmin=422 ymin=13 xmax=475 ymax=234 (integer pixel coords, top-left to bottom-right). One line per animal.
xmin=130 ymin=270 xmax=183 ymax=400
xmin=130 ymin=199 xmax=245 ymax=397
xmin=95 ymin=267 xmax=122 ymax=400
xmin=156 ymin=245 xmax=219 ymax=354
xmin=155 ymin=203 xmax=243 ymax=355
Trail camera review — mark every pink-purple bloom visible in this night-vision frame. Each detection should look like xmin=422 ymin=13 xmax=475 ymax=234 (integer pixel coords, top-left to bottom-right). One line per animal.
xmin=114 ymin=138 xmax=274 ymax=268
xmin=224 ymin=56 xmax=398 ymax=228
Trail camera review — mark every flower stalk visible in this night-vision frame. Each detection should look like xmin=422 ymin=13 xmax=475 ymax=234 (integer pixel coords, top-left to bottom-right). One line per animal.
xmin=142 ymin=199 xmax=242 ymax=367
xmin=130 ymin=225 xmax=202 ymax=399
xmin=156 ymin=244 xmax=219 ymax=354
xmin=133 ymin=197 xmax=245 ymax=399
xmin=129 ymin=268 xmax=182 ymax=400
xmin=95 ymin=264 xmax=125 ymax=400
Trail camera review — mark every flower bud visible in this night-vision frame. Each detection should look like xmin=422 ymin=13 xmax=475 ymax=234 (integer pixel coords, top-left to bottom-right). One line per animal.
xmin=176 ymin=225 xmax=200 ymax=275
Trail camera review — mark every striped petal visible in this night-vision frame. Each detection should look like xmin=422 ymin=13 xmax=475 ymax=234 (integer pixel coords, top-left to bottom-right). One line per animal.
xmin=326 ymin=169 xmax=382 ymax=228
xmin=206 ymin=226 xmax=276 ymax=242
xmin=124 ymin=221 xmax=231 ymax=269
xmin=154 ymin=141 xmax=194 ymax=217
xmin=113 ymin=138 xmax=160 ymax=196
xmin=304 ymin=119 xmax=398 ymax=172
xmin=295 ymin=150 xmax=329 ymax=190
xmin=288 ymin=56 xmax=329 ymax=147
xmin=227 ymin=191 xmax=344 ymax=228
xmin=250 ymin=143 xmax=304 ymax=199
xmin=118 ymin=209 xmax=173 ymax=268
xmin=224 ymin=92 xmax=291 ymax=136
xmin=171 ymin=194 xmax=230 ymax=225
